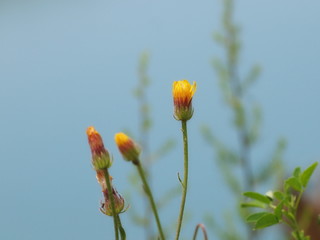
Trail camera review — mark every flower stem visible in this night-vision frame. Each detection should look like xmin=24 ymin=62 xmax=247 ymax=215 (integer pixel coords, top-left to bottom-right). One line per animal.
xmin=103 ymin=169 xmax=119 ymax=240
xmin=117 ymin=214 xmax=126 ymax=240
xmin=135 ymin=160 xmax=165 ymax=240
xmin=175 ymin=120 xmax=189 ymax=240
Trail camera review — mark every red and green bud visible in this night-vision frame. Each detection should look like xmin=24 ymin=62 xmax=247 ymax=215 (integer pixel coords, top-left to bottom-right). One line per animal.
xmin=172 ymin=80 xmax=197 ymax=121
xmin=114 ymin=133 xmax=140 ymax=162
xmin=87 ymin=126 xmax=112 ymax=170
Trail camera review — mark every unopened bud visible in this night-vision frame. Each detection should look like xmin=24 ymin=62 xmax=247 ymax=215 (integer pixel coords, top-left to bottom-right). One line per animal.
xmin=87 ymin=126 xmax=112 ymax=170
xmin=100 ymin=186 xmax=126 ymax=216
xmin=172 ymin=80 xmax=197 ymax=121
xmin=114 ymin=133 xmax=140 ymax=162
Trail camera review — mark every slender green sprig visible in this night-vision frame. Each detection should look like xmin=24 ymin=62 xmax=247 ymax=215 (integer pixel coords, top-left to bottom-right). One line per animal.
xmin=175 ymin=120 xmax=189 ymax=240
xmin=135 ymin=51 xmax=153 ymax=240
xmin=134 ymin=159 xmax=166 ymax=240
xmin=103 ymin=169 xmax=120 ymax=240
xmin=241 ymin=162 xmax=318 ymax=240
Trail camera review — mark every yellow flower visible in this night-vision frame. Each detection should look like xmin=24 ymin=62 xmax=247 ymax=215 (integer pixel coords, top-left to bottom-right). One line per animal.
xmin=86 ymin=126 xmax=112 ymax=170
xmin=172 ymin=80 xmax=197 ymax=121
xmin=114 ymin=132 xmax=140 ymax=162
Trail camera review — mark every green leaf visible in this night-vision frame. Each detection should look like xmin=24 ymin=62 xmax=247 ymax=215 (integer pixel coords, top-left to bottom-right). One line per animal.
xmin=246 ymin=212 xmax=269 ymax=223
xmin=300 ymin=162 xmax=318 ymax=188
xmin=243 ymin=192 xmax=272 ymax=204
xmin=274 ymin=200 xmax=284 ymax=218
xmin=283 ymin=211 xmax=296 ymax=224
xmin=273 ymin=191 xmax=285 ymax=201
xmin=285 ymin=177 xmax=302 ymax=191
xmin=241 ymin=201 xmax=266 ymax=209
xmin=254 ymin=213 xmax=279 ymax=229
xmin=293 ymin=167 xmax=301 ymax=178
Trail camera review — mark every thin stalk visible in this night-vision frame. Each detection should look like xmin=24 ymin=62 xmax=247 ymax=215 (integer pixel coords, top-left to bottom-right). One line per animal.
xmin=294 ymin=190 xmax=304 ymax=210
xmin=175 ymin=120 xmax=189 ymax=240
xmin=135 ymin=160 xmax=165 ymax=240
xmin=294 ymin=227 xmax=302 ymax=240
xmin=192 ymin=224 xmax=208 ymax=240
xmin=103 ymin=169 xmax=119 ymax=240
xmin=117 ymin=215 xmax=126 ymax=240
xmin=238 ymin=129 xmax=254 ymax=192
xmin=293 ymin=191 xmax=304 ymax=240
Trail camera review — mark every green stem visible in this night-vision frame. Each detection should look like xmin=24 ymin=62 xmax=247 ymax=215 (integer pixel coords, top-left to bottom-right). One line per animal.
xmin=103 ymin=169 xmax=119 ymax=240
xmin=117 ymin=215 xmax=126 ymax=240
xmin=293 ymin=191 xmax=304 ymax=240
xmin=294 ymin=190 xmax=304 ymax=210
xmin=175 ymin=120 xmax=189 ymax=240
xmin=135 ymin=160 xmax=165 ymax=240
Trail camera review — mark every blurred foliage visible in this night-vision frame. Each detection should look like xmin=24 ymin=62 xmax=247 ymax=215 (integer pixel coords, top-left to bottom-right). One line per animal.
xmin=242 ymin=162 xmax=318 ymax=240
xmin=201 ymin=0 xmax=286 ymax=239
xmin=126 ymin=51 xmax=178 ymax=240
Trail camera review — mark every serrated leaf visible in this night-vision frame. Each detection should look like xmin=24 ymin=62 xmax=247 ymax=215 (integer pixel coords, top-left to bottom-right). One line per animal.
xmin=254 ymin=213 xmax=279 ymax=229
xmin=285 ymin=177 xmax=302 ymax=191
xmin=300 ymin=162 xmax=318 ymax=188
xmin=243 ymin=192 xmax=272 ymax=204
xmin=241 ymin=201 xmax=266 ymax=209
xmin=246 ymin=212 xmax=269 ymax=223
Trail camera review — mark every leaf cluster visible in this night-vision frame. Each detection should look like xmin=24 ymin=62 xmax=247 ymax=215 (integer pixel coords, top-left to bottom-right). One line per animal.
xmin=242 ymin=162 xmax=318 ymax=240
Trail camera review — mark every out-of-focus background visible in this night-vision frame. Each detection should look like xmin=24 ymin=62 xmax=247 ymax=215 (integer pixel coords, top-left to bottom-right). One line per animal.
xmin=1 ymin=0 xmax=319 ymax=239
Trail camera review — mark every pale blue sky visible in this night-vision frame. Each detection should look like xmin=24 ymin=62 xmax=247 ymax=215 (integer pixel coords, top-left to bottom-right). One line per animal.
xmin=0 ymin=1 xmax=319 ymax=239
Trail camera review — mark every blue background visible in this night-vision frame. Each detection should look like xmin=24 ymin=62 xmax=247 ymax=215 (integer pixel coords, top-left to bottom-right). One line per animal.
xmin=1 ymin=0 xmax=319 ymax=239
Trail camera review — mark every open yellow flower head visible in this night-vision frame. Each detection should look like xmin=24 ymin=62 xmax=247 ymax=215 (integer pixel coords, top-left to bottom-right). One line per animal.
xmin=172 ymin=80 xmax=197 ymax=121
xmin=86 ymin=126 xmax=112 ymax=170
xmin=114 ymin=132 xmax=140 ymax=162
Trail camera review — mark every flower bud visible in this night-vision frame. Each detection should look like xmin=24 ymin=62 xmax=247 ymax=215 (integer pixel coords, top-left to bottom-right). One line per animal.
xmin=114 ymin=133 xmax=140 ymax=162
xmin=100 ymin=186 xmax=126 ymax=216
xmin=172 ymin=80 xmax=197 ymax=121
xmin=87 ymin=126 xmax=112 ymax=170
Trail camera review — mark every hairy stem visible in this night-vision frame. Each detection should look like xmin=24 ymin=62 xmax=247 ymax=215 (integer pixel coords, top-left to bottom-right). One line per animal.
xmin=175 ymin=120 xmax=189 ymax=240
